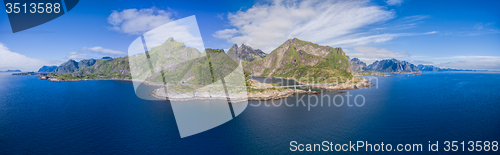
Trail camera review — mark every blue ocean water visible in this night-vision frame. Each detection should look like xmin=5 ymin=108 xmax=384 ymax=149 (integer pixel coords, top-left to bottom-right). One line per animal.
xmin=0 ymin=72 xmax=499 ymax=154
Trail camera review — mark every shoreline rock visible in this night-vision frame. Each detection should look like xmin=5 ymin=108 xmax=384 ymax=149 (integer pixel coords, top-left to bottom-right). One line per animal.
xmin=43 ymin=75 xmax=374 ymax=102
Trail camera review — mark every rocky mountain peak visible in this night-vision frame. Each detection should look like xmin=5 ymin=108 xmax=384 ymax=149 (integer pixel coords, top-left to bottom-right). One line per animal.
xmin=349 ymin=58 xmax=368 ymax=72
xmin=231 ymin=43 xmax=238 ymax=49
xmin=227 ymin=43 xmax=267 ymax=62
xmin=166 ymin=37 xmax=175 ymax=42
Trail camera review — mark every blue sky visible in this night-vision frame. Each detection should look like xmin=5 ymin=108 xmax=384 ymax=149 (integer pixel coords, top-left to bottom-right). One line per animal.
xmin=0 ymin=0 xmax=499 ymax=71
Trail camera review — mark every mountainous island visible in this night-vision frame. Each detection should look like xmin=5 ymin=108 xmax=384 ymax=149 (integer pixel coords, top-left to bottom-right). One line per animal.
xmin=0 ymin=69 xmax=21 ymax=72
xmin=244 ymin=38 xmax=354 ymax=84
xmin=348 ymin=57 xmax=485 ymax=74
xmin=14 ymin=36 xmax=481 ymax=101
xmin=22 ymin=37 xmax=479 ymax=101
xmin=21 ymin=38 xmax=376 ymax=101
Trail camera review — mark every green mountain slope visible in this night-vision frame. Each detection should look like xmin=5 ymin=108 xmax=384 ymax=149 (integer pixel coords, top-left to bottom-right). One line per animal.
xmin=244 ymin=38 xmax=352 ymax=83
xmin=54 ymin=57 xmax=130 ymax=80
xmin=54 ymin=59 xmax=97 ymax=74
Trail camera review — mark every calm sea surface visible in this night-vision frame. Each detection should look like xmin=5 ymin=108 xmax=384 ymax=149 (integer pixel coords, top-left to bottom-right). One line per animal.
xmin=0 ymin=72 xmax=499 ymax=154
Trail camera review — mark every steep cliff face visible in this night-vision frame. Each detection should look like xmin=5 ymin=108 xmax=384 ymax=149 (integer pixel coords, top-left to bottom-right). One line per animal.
xmin=54 ymin=60 xmax=79 ymax=74
xmin=349 ymin=58 xmax=368 ymax=72
xmin=38 ymin=66 xmax=58 ymax=73
xmin=368 ymin=59 xmax=420 ymax=72
xmin=53 ymin=59 xmax=97 ymax=74
xmin=244 ymin=38 xmax=352 ymax=83
xmin=227 ymin=44 xmax=267 ymax=62
xmin=78 ymin=59 xmax=97 ymax=69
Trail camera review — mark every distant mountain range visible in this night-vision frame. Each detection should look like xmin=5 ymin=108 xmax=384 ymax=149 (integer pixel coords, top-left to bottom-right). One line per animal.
xmin=0 ymin=69 xmax=21 ymax=72
xmin=244 ymin=38 xmax=352 ymax=83
xmin=417 ymin=64 xmax=484 ymax=71
xmin=368 ymin=58 xmax=420 ymax=73
xmin=349 ymin=58 xmax=485 ymax=73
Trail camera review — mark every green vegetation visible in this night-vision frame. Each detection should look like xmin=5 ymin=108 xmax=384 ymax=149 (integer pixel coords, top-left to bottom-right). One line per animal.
xmin=52 ymin=56 xmax=131 ymax=80
xmin=261 ymin=69 xmax=269 ymax=77
xmin=245 ymin=38 xmax=353 ymax=84
xmin=247 ymin=86 xmax=285 ymax=93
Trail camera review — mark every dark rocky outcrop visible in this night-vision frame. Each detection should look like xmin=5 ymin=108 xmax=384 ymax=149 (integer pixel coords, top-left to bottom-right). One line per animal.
xmin=54 ymin=59 xmax=97 ymax=74
xmin=368 ymin=58 xmax=420 ymax=73
xmin=349 ymin=57 xmax=369 ymax=72
xmin=227 ymin=44 xmax=267 ymax=62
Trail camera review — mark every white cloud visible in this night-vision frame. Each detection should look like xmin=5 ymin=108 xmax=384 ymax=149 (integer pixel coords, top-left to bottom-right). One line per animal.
xmin=65 ymin=52 xmax=88 ymax=60
xmin=0 ymin=43 xmax=62 ymax=72
xmin=82 ymin=47 xmax=126 ymax=56
xmin=424 ymin=31 xmax=438 ymax=34
xmin=327 ymin=33 xmax=403 ymax=47
xmin=214 ymin=0 xmax=395 ymax=52
xmin=410 ymin=60 xmax=434 ymax=65
xmin=386 ymin=0 xmax=403 ymax=6
xmin=348 ymin=46 xmax=410 ymax=59
xmin=213 ymin=29 xmax=238 ymax=40
xmin=436 ymin=57 xmax=500 ymax=71
xmin=464 ymin=22 xmax=500 ymax=36
xmin=108 ymin=7 xmax=174 ymax=35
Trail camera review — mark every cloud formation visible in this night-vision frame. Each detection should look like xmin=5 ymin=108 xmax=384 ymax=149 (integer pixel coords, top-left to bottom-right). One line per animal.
xmin=435 ymin=57 xmax=500 ymax=71
xmin=348 ymin=46 xmax=410 ymax=59
xmin=82 ymin=47 xmax=126 ymax=56
xmin=386 ymin=0 xmax=403 ymax=6
xmin=0 ymin=43 xmax=61 ymax=72
xmin=108 ymin=7 xmax=174 ymax=35
xmin=346 ymin=46 xmax=411 ymax=64
xmin=65 ymin=52 xmax=88 ymax=60
xmin=214 ymin=0 xmax=395 ymax=52
xmin=410 ymin=60 xmax=434 ymax=65
xmin=464 ymin=22 xmax=500 ymax=36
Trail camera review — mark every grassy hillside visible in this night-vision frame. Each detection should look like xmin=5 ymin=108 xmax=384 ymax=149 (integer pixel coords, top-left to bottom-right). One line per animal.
xmin=244 ymin=38 xmax=353 ymax=83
